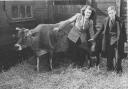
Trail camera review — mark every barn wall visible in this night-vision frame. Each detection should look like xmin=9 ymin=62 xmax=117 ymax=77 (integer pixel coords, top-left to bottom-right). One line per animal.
xmin=0 ymin=0 xmax=127 ymax=45
xmin=48 ymin=0 xmax=86 ymax=23
xmin=26 ymin=0 xmax=85 ymax=24
xmin=91 ymin=0 xmax=116 ymax=23
xmin=0 ymin=1 xmax=10 ymax=31
xmin=32 ymin=0 xmax=85 ymax=23
xmin=120 ymin=0 xmax=127 ymax=35
xmin=32 ymin=1 xmax=49 ymax=23
xmin=0 ymin=1 xmax=50 ymax=29
xmin=52 ymin=5 xmax=82 ymax=23
xmin=0 ymin=1 xmax=15 ymax=45
xmin=0 ymin=1 xmax=39 ymax=45
xmin=1 ymin=0 xmax=126 ymax=29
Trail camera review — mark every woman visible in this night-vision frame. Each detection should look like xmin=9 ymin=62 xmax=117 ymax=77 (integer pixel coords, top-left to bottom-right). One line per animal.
xmin=54 ymin=5 xmax=96 ymax=67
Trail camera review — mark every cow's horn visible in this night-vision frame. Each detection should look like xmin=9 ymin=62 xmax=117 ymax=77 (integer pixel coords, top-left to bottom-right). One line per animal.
xmin=16 ymin=27 xmax=22 ymax=31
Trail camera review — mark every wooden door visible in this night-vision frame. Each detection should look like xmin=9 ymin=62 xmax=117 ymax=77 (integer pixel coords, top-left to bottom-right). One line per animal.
xmin=91 ymin=0 xmax=120 ymax=24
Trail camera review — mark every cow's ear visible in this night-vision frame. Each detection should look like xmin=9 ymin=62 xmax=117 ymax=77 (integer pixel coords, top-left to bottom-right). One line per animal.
xmin=16 ymin=27 xmax=22 ymax=31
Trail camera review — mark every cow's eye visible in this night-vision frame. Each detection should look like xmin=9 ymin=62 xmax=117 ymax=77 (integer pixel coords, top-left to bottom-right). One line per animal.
xmin=24 ymin=36 xmax=27 ymax=39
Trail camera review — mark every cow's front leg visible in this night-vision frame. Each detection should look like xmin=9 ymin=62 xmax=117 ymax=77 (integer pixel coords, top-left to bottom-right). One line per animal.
xmin=37 ymin=57 xmax=40 ymax=72
xmin=49 ymin=51 xmax=53 ymax=70
xmin=36 ymin=50 xmax=48 ymax=72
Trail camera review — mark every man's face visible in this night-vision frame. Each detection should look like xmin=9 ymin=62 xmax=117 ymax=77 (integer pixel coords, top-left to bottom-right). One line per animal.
xmin=84 ymin=9 xmax=92 ymax=19
xmin=108 ymin=10 xmax=116 ymax=20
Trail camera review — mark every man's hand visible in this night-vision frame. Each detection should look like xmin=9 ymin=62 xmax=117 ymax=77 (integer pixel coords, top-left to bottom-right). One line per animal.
xmin=88 ymin=38 xmax=95 ymax=42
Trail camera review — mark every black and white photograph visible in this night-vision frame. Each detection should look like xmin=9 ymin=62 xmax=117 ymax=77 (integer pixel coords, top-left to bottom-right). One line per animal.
xmin=0 ymin=0 xmax=127 ymax=89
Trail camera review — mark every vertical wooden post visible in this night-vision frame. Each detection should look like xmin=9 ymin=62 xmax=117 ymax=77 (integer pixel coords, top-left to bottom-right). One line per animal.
xmin=86 ymin=0 xmax=92 ymax=5
xmin=127 ymin=0 xmax=128 ymax=35
xmin=52 ymin=0 xmax=55 ymax=23
xmin=116 ymin=0 xmax=121 ymax=16
xmin=47 ymin=0 xmax=54 ymax=23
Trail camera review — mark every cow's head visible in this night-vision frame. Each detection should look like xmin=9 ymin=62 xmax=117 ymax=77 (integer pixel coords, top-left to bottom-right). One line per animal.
xmin=15 ymin=27 xmax=30 ymax=51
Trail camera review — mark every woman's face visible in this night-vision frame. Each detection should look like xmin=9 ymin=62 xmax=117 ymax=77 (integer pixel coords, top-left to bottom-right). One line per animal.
xmin=84 ymin=8 xmax=92 ymax=19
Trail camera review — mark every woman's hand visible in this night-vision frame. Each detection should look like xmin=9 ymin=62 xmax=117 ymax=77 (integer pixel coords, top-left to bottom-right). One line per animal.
xmin=53 ymin=27 xmax=59 ymax=32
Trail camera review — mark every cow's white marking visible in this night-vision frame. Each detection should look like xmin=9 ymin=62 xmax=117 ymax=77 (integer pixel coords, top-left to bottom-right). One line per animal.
xmin=15 ymin=44 xmax=22 ymax=50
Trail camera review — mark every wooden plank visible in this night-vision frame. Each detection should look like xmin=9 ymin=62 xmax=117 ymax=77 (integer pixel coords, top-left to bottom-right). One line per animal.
xmin=96 ymin=3 xmax=115 ymax=10
xmin=86 ymin=0 xmax=92 ymax=5
xmin=94 ymin=0 xmax=115 ymax=3
xmin=116 ymin=0 xmax=121 ymax=16
xmin=120 ymin=0 xmax=127 ymax=32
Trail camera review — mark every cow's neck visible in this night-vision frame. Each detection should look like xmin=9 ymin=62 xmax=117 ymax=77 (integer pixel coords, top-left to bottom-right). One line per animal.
xmin=25 ymin=36 xmax=33 ymax=48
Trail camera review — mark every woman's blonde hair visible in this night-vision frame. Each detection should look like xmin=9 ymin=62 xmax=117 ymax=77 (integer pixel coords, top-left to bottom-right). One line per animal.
xmin=80 ymin=5 xmax=96 ymax=20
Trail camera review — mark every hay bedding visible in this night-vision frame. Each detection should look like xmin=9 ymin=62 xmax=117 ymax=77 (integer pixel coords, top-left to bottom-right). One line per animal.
xmin=0 ymin=59 xmax=128 ymax=89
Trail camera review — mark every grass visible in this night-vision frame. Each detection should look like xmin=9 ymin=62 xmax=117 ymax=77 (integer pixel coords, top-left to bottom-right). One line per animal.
xmin=0 ymin=58 xmax=128 ymax=89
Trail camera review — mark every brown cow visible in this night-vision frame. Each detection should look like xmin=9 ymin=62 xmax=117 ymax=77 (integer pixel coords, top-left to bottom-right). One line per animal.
xmin=15 ymin=21 xmax=73 ymax=71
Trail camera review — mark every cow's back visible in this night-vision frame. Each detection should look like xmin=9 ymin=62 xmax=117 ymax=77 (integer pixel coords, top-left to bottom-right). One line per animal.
xmin=31 ymin=23 xmax=73 ymax=52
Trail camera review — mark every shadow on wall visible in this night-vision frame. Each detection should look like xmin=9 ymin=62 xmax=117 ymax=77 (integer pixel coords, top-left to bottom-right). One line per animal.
xmin=0 ymin=43 xmax=34 ymax=72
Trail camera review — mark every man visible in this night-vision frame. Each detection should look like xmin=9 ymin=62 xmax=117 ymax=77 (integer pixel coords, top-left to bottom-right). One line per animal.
xmin=90 ymin=6 xmax=127 ymax=73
